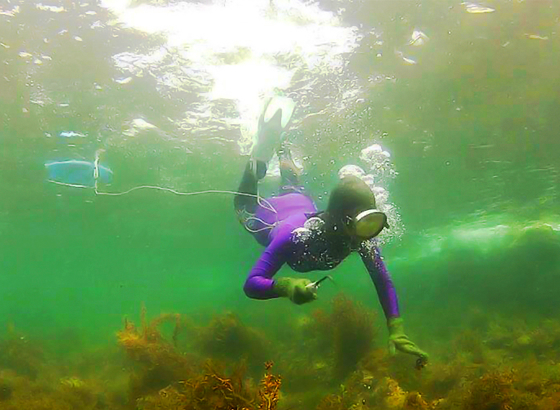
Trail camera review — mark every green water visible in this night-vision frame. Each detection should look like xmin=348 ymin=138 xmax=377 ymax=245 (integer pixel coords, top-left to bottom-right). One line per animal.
xmin=1 ymin=0 xmax=559 ymax=408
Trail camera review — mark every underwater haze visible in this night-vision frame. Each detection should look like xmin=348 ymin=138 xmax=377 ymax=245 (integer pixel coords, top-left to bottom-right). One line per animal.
xmin=1 ymin=0 xmax=560 ymax=409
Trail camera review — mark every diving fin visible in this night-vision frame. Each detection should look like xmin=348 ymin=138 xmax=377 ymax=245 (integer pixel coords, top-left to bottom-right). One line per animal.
xmin=251 ymin=96 xmax=296 ymax=166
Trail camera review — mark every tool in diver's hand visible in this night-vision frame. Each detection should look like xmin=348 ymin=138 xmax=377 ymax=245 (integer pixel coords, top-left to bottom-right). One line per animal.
xmin=306 ymin=275 xmax=333 ymax=290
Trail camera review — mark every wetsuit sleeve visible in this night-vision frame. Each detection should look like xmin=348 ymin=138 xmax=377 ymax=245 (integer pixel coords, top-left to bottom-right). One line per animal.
xmin=359 ymin=244 xmax=400 ymax=319
xmin=243 ymin=227 xmax=292 ymax=299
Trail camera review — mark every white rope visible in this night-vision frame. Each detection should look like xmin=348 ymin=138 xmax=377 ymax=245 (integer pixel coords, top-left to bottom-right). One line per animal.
xmin=93 ymin=149 xmax=103 ymax=193
xmin=244 ymin=215 xmax=278 ymax=233
xmin=97 ymin=186 xmax=277 ymax=215
xmin=48 ymin=149 xmax=279 ymax=230
xmin=47 ymin=180 xmax=279 ymax=226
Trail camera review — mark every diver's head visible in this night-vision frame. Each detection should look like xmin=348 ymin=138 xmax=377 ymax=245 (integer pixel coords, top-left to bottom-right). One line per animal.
xmin=324 ymin=175 xmax=389 ymax=241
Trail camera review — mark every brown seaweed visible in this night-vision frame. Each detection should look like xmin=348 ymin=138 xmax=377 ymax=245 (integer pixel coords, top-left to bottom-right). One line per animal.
xmin=0 ymin=307 xmax=560 ymax=410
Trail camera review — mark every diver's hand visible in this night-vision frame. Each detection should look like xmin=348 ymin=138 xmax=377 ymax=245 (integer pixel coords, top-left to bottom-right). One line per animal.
xmin=387 ymin=318 xmax=429 ymax=365
xmin=274 ymin=277 xmax=318 ymax=305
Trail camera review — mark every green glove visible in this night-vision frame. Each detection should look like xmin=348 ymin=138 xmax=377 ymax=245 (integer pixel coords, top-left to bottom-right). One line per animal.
xmin=387 ymin=318 xmax=429 ymax=365
xmin=274 ymin=277 xmax=318 ymax=305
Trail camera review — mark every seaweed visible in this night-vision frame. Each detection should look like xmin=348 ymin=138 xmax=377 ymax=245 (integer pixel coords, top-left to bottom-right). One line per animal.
xmin=311 ymin=294 xmax=378 ymax=379
xmin=258 ymin=361 xmax=282 ymax=410
xmin=117 ymin=304 xmax=186 ymax=365
xmin=195 ymin=311 xmax=270 ymax=374
xmin=0 ymin=369 xmax=110 ymax=410
xmin=452 ymin=370 xmax=528 ymax=410
xmin=136 ymin=384 xmax=187 ymax=410
xmin=117 ymin=304 xmax=194 ymax=402
xmin=316 ymin=374 xmax=442 ymax=410
xmin=117 ymin=306 xmax=281 ymax=409
xmin=137 ymin=361 xmax=281 ymax=410
xmin=182 ymin=361 xmax=255 ymax=410
xmin=330 ymin=295 xmax=378 ymax=378
xmin=316 ymin=391 xmax=354 ymax=410
xmin=432 ymin=361 xmax=560 ymax=410
xmin=2 ymin=305 xmax=560 ymax=410
xmin=0 ymin=324 xmax=45 ymax=379
xmin=274 ymin=293 xmax=379 ymax=406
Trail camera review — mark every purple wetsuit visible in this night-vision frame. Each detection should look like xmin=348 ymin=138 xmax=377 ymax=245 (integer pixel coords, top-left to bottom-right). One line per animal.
xmin=243 ymin=192 xmax=400 ymax=319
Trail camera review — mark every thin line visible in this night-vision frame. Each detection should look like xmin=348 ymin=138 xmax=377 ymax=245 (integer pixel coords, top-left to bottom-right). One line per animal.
xmin=46 ymin=180 xmax=278 ymax=216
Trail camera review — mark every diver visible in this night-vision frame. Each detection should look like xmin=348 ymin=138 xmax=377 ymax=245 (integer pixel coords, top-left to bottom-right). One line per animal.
xmin=234 ymin=97 xmax=428 ymax=365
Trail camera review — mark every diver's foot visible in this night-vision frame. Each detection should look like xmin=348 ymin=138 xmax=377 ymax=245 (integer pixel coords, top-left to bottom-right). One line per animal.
xmin=278 ymin=143 xmax=302 ymax=177
xmin=249 ymin=159 xmax=268 ymax=180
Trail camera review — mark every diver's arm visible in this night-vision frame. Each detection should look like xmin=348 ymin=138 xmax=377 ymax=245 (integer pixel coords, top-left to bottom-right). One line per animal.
xmin=358 ymin=244 xmax=400 ymax=319
xmin=243 ymin=233 xmax=291 ymax=299
xmin=359 ymin=244 xmax=428 ymax=363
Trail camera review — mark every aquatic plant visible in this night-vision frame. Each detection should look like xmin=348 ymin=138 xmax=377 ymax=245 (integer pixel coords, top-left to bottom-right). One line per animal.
xmin=0 ymin=368 xmax=109 ymax=410
xmin=452 ymin=329 xmax=486 ymax=365
xmin=409 ymin=389 xmax=441 ymax=409
xmin=137 ymin=361 xmax=281 ymax=410
xmin=5 ymin=298 xmax=560 ymax=410
xmin=315 ymin=387 xmax=354 ymax=410
xmin=183 ymin=361 xmax=255 ymax=410
xmin=324 ymin=294 xmax=378 ymax=379
xmin=379 ymin=377 xmax=408 ymax=408
xmin=484 ymin=317 xmax=560 ymax=360
xmin=136 ymin=384 xmax=187 ymax=410
xmin=458 ymin=370 xmax=526 ymax=410
xmin=196 ymin=311 xmax=269 ymax=373
xmin=117 ymin=304 xmax=194 ymax=401
xmin=433 ymin=363 xmax=560 ymax=410
xmin=258 ymin=361 xmax=281 ymax=410
xmin=416 ymin=354 xmax=479 ymax=400
xmin=117 ymin=304 xmax=190 ymax=362
xmin=316 ymin=373 xmax=442 ymax=410
xmin=0 ymin=324 xmax=45 ymax=379
xmin=275 ymin=293 xmax=379 ymax=404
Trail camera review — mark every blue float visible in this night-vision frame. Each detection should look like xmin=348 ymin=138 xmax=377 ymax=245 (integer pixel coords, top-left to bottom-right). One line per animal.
xmin=45 ymin=159 xmax=113 ymax=187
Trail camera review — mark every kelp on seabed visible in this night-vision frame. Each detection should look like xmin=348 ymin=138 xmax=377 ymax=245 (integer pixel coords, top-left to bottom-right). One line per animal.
xmin=137 ymin=361 xmax=281 ymax=410
xmin=117 ymin=303 xmax=186 ymax=365
xmin=1 ymin=298 xmax=560 ymax=409
xmin=117 ymin=303 xmax=195 ymax=402
xmin=118 ymin=305 xmax=281 ymax=410
xmin=195 ymin=311 xmax=270 ymax=374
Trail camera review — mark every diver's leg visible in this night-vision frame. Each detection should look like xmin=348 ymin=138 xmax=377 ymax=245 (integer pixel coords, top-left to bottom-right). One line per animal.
xmin=236 ymin=96 xmax=296 ymax=216
xmin=278 ymin=143 xmax=303 ymax=194
xmin=234 ymin=161 xmax=259 ymax=218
